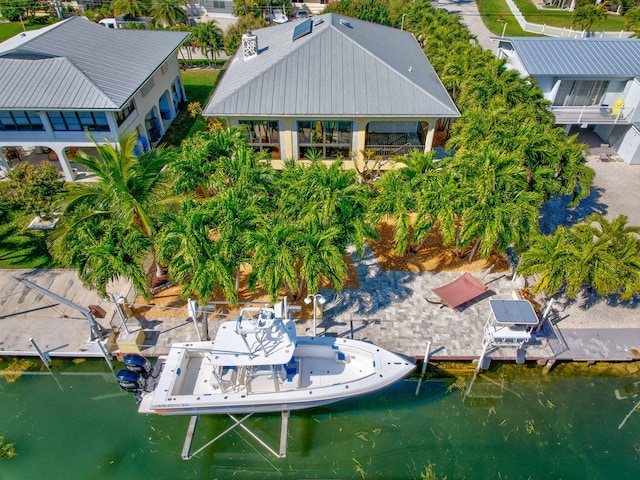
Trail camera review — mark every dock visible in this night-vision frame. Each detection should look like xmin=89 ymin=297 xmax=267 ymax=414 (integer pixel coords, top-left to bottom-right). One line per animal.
xmin=0 ymin=261 xmax=638 ymax=367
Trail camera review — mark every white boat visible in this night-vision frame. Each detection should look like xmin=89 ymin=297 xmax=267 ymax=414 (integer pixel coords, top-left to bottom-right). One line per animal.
xmin=269 ymin=10 xmax=288 ymax=24
xmin=118 ymin=299 xmax=414 ymax=415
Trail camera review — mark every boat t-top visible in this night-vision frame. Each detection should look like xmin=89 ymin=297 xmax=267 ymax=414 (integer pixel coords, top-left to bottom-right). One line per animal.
xmin=117 ymin=298 xmax=414 ymax=416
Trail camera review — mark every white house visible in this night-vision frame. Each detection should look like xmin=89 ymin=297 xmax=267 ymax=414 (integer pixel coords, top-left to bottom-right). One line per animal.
xmin=0 ymin=16 xmax=189 ymax=181
xmin=203 ymin=14 xmax=459 ymax=170
xmin=497 ymin=37 xmax=640 ymax=165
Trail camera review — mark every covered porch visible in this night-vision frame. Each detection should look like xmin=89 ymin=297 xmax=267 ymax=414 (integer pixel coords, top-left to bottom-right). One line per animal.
xmin=0 ymin=144 xmax=100 ymax=182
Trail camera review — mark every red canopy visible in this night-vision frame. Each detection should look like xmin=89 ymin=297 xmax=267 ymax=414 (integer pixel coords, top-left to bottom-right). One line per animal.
xmin=430 ymin=273 xmax=488 ymax=309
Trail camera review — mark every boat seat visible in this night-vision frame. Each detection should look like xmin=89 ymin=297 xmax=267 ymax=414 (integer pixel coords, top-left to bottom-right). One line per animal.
xmin=211 ymin=365 xmax=238 ymax=392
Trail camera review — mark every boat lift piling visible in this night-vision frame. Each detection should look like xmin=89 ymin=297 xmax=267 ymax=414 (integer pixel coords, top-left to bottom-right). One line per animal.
xmin=415 ymin=340 xmax=432 ymax=396
xmin=29 ymin=338 xmax=64 ymax=391
xmin=181 ymin=411 xmax=291 ymax=460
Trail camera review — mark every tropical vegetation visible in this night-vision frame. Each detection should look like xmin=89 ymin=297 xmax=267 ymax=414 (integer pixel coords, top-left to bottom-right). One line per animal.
xmin=2 ymin=0 xmax=639 ymax=307
xmin=0 ymin=161 xmax=64 ymax=221
xmin=519 ymin=214 xmax=640 ymax=300
xmin=49 ymin=133 xmax=181 ymax=299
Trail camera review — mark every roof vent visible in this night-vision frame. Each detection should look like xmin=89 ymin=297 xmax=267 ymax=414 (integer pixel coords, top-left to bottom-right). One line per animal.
xmin=339 ymin=19 xmax=352 ymax=28
xmin=241 ymin=30 xmax=258 ymax=60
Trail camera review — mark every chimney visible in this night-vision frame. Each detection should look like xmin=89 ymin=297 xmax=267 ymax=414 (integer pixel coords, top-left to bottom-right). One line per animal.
xmin=242 ymin=31 xmax=258 ymax=60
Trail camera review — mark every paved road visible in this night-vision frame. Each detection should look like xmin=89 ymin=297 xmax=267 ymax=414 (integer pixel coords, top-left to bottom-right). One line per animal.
xmin=438 ymin=0 xmax=497 ymax=51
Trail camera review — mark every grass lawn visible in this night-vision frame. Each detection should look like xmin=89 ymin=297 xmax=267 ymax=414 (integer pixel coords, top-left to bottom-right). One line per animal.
xmin=512 ymin=0 xmax=626 ymax=31
xmin=476 ymin=0 xmax=626 ymax=36
xmin=0 ymin=20 xmax=53 ymax=43
xmin=476 ymin=0 xmax=541 ymax=36
xmin=0 ymin=210 xmax=60 ymax=269
xmin=161 ymin=67 xmax=222 ymax=147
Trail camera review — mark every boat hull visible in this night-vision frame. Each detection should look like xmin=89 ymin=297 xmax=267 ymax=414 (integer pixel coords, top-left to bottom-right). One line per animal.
xmin=139 ymin=335 xmax=414 ymax=416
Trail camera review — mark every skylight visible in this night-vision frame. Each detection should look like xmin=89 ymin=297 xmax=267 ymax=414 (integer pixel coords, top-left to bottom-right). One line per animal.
xmin=292 ymin=19 xmax=313 ymax=41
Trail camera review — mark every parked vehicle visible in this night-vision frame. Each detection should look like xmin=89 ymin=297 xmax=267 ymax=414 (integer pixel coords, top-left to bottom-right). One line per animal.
xmin=269 ymin=10 xmax=288 ymax=24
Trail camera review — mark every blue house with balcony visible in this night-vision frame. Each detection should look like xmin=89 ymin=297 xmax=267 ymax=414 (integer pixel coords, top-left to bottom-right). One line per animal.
xmin=497 ymin=37 xmax=640 ymax=165
xmin=0 ymin=16 xmax=188 ymax=181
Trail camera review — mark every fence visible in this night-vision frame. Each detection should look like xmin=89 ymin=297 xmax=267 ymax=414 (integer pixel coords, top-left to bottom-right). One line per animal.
xmin=504 ymin=0 xmax=633 ymax=38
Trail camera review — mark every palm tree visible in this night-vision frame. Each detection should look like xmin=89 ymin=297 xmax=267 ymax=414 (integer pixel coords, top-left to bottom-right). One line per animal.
xmin=155 ymin=200 xmax=237 ymax=303
xmin=517 ymin=227 xmax=574 ymax=296
xmin=572 ymin=4 xmax=608 ymax=33
xmin=194 ymin=20 xmax=225 ymax=66
xmin=293 ymin=221 xmax=348 ymax=297
xmin=112 ymin=0 xmax=150 ymax=17
xmin=519 ymin=214 xmax=640 ymax=300
xmin=150 ymin=0 xmax=188 ymax=27
xmin=168 ymin=128 xmax=246 ymax=198
xmin=565 ymin=214 xmax=640 ymax=298
xmin=248 ymin=214 xmax=299 ymax=303
xmin=625 ymin=7 xmax=640 ymax=37
xmin=453 ymin=147 xmax=542 ymax=261
xmin=206 ymin=187 xmax=262 ymax=292
xmin=368 ymin=160 xmax=420 ymax=255
xmin=61 ymin=215 xmax=152 ymax=299
xmin=51 ymin=133 xmax=180 ymax=299
xmin=285 ymin=160 xmax=373 ymax=255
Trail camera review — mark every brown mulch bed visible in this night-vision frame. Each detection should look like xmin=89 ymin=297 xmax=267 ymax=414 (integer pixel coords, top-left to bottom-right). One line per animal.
xmin=368 ymin=222 xmax=508 ymax=273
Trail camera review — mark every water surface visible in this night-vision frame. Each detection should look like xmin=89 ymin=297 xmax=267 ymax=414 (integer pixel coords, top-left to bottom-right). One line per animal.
xmin=1 ymin=360 xmax=638 ymax=479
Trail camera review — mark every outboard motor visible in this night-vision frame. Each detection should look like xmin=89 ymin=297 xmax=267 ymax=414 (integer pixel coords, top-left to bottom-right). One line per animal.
xmin=123 ymin=354 xmax=152 ymax=378
xmin=116 ymin=369 xmax=144 ymax=393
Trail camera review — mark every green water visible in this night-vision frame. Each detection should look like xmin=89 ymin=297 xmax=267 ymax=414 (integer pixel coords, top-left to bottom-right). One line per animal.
xmin=1 ymin=360 xmax=639 ymax=479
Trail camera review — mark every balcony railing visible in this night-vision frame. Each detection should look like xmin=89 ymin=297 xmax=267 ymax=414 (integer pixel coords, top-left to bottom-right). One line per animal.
xmin=550 ymin=105 xmax=635 ymax=125
xmin=364 ymin=143 xmax=423 ymax=160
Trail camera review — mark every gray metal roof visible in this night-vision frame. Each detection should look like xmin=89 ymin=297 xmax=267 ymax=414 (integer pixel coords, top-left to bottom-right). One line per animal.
xmin=500 ymin=37 xmax=640 ymax=78
xmin=204 ymin=14 xmax=459 ymax=118
xmin=0 ymin=16 xmax=189 ymax=110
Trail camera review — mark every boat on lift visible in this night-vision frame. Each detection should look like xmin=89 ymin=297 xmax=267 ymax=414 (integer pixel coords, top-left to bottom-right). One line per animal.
xmin=117 ymin=299 xmax=414 ymax=415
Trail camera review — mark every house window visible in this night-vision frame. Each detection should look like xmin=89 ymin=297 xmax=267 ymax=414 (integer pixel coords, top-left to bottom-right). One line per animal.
xmin=47 ymin=111 xmax=110 ymax=132
xmin=0 ymin=111 xmax=44 ymax=131
xmin=239 ymin=120 xmax=280 ymax=159
xmin=116 ymin=100 xmax=136 ymax=126
xmin=553 ymin=80 xmax=609 ymax=107
xmin=297 ymin=121 xmax=351 ymax=159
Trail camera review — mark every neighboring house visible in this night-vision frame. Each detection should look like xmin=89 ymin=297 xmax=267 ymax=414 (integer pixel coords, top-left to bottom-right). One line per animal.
xmin=497 ymin=37 xmax=640 ymax=165
xmin=203 ymin=14 xmax=459 ymax=170
xmin=0 ymin=16 xmax=189 ymax=181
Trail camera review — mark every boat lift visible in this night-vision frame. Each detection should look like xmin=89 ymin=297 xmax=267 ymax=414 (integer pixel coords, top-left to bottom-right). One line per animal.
xmin=17 ymin=277 xmax=113 ymax=368
xmin=181 ymin=411 xmax=291 ymax=460
xmin=476 ymin=299 xmax=539 ymax=372
xmin=180 ymin=299 xmax=296 ymax=461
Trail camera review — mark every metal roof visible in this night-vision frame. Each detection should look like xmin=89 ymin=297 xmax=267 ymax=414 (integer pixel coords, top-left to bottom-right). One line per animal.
xmin=204 ymin=14 xmax=459 ymax=118
xmin=0 ymin=16 xmax=189 ymax=110
xmin=500 ymin=37 xmax=640 ymax=78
